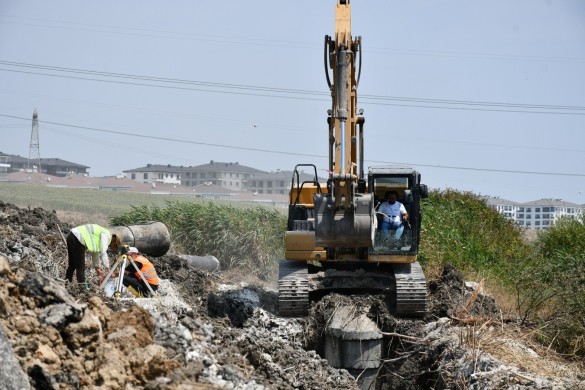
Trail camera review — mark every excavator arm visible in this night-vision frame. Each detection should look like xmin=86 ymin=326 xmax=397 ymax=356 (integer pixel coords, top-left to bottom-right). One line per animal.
xmin=315 ymin=0 xmax=372 ymax=249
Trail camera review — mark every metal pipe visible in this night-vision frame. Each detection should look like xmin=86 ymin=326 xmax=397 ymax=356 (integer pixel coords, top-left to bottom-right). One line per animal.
xmin=115 ymin=256 xmax=126 ymax=294
xmin=336 ymin=46 xmax=348 ymax=121
xmin=358 ymin=117 xmax=365 ymax=180
xmin=340 ymin=121 xmax=346 ymax=173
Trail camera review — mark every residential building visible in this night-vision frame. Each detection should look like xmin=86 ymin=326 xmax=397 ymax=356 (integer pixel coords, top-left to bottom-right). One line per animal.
xmin=0 ymin=152 xmax=89 ymax=176
xmin=244 ymin=170 xmax=325 ymax=195
xmin=484 ymin=197 xmax=519 ymax=220
xmin=123 ymin=164 xmax=183 ymax=185
xmin=485 ymin=196 xmax=583 ymax=229
xmin=180 ymin=160 xmax=265 ymax=191
xmin=0 ymin=154 xmax=9 ymax=174
xmin=516 ymin=199 xmax=582 ymax=229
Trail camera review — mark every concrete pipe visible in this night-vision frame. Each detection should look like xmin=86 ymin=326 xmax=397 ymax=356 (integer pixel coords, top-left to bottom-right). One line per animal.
xmin=179 ymin=254 xmax=220 ymax=272
xmin=109 ymin=221 xmax=170 ymax=257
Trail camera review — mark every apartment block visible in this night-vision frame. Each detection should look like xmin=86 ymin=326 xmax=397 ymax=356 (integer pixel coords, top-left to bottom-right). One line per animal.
xmin=180 ymin=161 xmax=266 ymax=191
xmin=485 ymin=197 xmax=583 ymax=229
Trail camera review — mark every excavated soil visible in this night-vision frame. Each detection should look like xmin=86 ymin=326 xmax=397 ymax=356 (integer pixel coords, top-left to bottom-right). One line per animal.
xmin=0 ymin=200 xmax=584 ymax=390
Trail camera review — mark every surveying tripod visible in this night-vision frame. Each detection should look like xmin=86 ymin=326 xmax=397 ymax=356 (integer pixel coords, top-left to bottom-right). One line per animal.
xmin=99 ymin=245 xmax=157 ymax=298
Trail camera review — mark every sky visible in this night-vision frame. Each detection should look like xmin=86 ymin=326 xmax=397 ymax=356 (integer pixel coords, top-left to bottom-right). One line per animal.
xmin=0 ymin=0 xmax=584 ymax=203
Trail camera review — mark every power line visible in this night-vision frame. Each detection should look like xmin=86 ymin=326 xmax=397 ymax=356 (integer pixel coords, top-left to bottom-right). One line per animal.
xmin=1 ymin=112 xmax=584 ymax=178
xmin=0 ymin=113 xmax=324 ymax=159
xmin=0 ymin=60 xmax=324 ymax=95
xmin=3 ymin=14 xmax=585 ymax=64
xmin=0 ymin=67 xmax=325 ymax=102
xmin=3 ymin=86 xmax=581 ymax=154
xmin=2 ymin=60 xmax=585 ymax=115
xmin=0 ymin=15 xmax=318 ymax=50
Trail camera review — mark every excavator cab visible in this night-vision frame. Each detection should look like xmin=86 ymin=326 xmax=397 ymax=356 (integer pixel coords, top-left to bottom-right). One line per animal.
xmin=368 ymin=166 xmax=428 ymax=260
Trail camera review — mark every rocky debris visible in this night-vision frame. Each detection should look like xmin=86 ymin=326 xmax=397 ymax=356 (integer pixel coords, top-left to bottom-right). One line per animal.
xmin=0 ymin=201 xmax=584 ymax=389
xmin=427 ymin=263 xmax=499 ymax=320
xmin=0 ymin=201 xmax=68 ymax=279
xmin=0 ymin=314 xmax=31 ymax=390
xmin=208 ymin=283 xmax=278 ymax=327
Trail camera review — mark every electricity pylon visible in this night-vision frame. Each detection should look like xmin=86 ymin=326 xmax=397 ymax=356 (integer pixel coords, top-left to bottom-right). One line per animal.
xmin=28 ymin=109 xmax=41 ymax=172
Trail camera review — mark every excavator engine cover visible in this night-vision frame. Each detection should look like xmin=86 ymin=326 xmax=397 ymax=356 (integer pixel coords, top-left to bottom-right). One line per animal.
xmin=313 ymin=192 xmax=374 ymax=247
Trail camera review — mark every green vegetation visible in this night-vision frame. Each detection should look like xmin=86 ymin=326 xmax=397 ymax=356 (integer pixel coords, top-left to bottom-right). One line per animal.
xmin=421 ymin=189 xmax=585 ymax=358
xmin=111 ymin=201 xmax=287 ymax=280
xmin=420 ymin=189 xmax=530 ymax=279
xmin=528 ymin=216 xmax=585 ymax=356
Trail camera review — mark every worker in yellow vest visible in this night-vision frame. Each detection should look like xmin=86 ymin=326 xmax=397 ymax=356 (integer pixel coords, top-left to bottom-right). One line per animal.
xmin=66 ymin=224 xmax=119 ymax=286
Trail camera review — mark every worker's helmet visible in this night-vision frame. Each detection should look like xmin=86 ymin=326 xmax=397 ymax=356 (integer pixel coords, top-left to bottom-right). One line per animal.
xmin=128 ymin=247 xmax=139 ymax=254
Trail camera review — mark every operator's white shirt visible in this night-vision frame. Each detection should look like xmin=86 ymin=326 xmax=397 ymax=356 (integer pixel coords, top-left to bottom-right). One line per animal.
xmin=378 ymin=201 xmax=406 ymax=223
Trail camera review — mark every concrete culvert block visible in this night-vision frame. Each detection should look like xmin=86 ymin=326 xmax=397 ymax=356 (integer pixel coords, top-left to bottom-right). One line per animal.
xmin=324 ymin=304 xmax=383 ymax=370
xmin=179 ymin=254 xmax=220 ymax=272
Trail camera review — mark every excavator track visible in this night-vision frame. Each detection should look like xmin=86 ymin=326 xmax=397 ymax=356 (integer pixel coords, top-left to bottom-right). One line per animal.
xmin=281 ymin=261 xmax=427 ymax=318
xmin=394 ymin=261 xmax=427 ymax=317
xmin=278 ymin=259 xmax=309 ymax=317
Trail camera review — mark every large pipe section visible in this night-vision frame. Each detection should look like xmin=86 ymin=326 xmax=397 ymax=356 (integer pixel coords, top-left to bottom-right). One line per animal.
xmin=109 ymin=221 xmax=170 ymax=257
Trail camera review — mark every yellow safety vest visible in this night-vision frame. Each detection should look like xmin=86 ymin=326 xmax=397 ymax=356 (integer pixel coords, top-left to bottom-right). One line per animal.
xmin=76 ymin=224 xmax=111 ymax=252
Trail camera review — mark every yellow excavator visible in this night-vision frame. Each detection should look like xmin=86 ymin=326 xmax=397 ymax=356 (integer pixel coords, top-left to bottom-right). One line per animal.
xmin=278 ymin=0 xmax=429 ymax=318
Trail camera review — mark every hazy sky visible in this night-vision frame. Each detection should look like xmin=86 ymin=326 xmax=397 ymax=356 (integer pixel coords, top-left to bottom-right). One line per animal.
xmin=1 ymin=0 xmax=584 ymax=203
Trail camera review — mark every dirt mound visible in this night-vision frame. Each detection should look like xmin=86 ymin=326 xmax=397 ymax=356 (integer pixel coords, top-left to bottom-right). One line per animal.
xmin=0 ymin=202 xmax=357 ymax=389
xmin=0 ymin=201 xmax=69 ymax=279
xmin=0 ymin=258 xmax=180 ymax=389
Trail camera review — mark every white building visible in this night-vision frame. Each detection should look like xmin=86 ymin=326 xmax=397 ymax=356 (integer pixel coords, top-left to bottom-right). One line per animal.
xmin=485 ymin=197 xmax=583 ymax=229
xmin=484 ymin=197 xmax=519 ymax=220
xmin=123 ymin=164 xmax=183 ymax=185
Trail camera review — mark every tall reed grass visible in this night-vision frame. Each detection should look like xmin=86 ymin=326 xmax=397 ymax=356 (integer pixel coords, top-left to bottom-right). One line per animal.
xmin=110 ymin=201 xmax=286 ymax=280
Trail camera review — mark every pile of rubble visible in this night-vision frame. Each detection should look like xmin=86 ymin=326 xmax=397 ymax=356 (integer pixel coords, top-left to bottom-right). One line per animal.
xmin=0 ymin=201 xmax=583 ymax=389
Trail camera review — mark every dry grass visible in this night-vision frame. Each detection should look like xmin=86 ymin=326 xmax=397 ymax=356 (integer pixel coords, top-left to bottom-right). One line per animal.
xmin=457 ymin=319 xmax=584 ymax=385
xmin=482 ymin=325 xmax=583 ymax=379
xmin=480 ymin=279 xmax=518 ymax=317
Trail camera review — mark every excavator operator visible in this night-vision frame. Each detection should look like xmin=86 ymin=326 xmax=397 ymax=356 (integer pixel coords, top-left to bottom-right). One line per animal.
xmin=378 ymin=191 xmax=409 ymax=242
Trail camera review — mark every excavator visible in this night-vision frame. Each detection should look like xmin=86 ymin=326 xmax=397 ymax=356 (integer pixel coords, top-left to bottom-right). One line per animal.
xmin=278 ymin=1 xmax=428 ymax=385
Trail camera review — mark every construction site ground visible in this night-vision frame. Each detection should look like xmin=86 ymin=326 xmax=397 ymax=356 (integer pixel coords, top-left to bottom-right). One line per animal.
xmin=0 ymin=200 xmax=584 ymax=389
